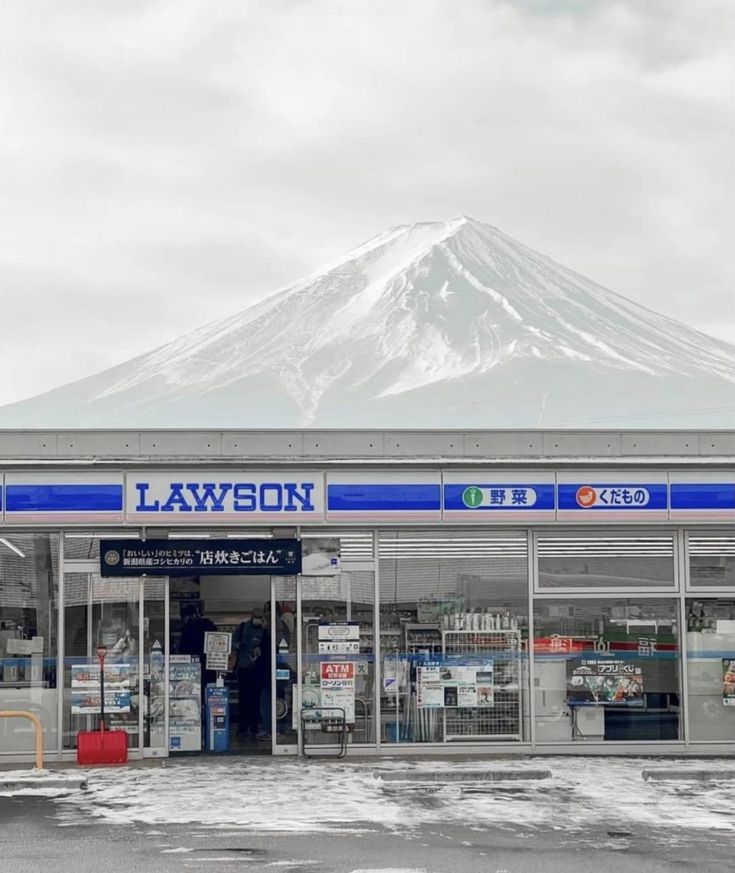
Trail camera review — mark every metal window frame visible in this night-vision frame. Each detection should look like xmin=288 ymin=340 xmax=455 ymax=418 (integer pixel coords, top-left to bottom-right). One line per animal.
xmin=532 ymin=526 xmax=680 ymax=596
xmin=684 ymin=529 xmax=735 ymax=595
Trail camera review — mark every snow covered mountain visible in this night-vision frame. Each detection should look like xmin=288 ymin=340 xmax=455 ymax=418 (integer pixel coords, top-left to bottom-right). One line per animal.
xmin=2 ymin=216 xmax=734 ymax=429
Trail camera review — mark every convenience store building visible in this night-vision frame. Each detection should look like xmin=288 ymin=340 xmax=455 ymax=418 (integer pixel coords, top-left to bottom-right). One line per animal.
xmin=0 ymin=428 xmax=733 ymax=762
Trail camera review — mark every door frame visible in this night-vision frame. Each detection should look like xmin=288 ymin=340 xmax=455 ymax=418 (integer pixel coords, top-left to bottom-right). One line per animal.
xmin=270 ymin=576 xmax=301 ymax=755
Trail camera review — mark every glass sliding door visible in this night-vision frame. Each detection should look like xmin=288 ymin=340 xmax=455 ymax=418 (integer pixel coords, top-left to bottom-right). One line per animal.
xmin=62 ymin=569 xmax=169 ymax=757
xmin=299 ymin=569 xmax=376 ymax=752
xmin=62 ymin=572 xmax=141 ymax=753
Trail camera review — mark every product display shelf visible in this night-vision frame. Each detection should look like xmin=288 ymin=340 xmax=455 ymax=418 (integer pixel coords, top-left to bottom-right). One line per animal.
xmin=442 ymin=628 xmax=522 ymax=742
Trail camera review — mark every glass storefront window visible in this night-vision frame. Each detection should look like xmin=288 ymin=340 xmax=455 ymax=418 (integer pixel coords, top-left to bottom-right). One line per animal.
xmin=378 ymin=531 xmax=529 ymax=744
xmin=534 ymin=597 xmax=680 ymax=742
xmin=0 ymin=534 xmax=59 ymax=754
xmin=686 ymin=598 xmax=735 ymax=741
xmin=537 ymin=531 xmax=676 ymax=588
xmin=688 ymin=533 xmax=735 ymax=589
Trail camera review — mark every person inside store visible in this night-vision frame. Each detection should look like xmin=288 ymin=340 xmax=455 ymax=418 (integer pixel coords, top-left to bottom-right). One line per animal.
xmin=231 ymin=607 xmax=267 ymax=740
xmin=178 ymin=602 xmax=218 ymax=697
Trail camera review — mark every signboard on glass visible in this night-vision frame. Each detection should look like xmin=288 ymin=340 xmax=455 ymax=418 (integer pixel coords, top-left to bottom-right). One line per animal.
xmin=723 ymin=659 xmax=735 ymax=706
xmin=318 ymin=622 xmax=360 ymax=654
xmin=302 ymin=537 xmax=341 ymax=576
xmin=204 ymin=631 xmax=232 ymax=672
xmin=566 ymin=659 xmax=644 ymax=706
xmin=319 ymin=661 xmax=355 ymax=723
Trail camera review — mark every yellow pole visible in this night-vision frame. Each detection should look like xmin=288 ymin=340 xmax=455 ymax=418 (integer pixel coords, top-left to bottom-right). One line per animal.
xmin=0 ymin=710 xmax=44 ymax=769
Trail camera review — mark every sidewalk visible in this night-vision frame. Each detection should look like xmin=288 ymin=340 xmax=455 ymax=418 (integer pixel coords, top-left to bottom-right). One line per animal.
xmin=3 ymin=755 xmax=732 ymax=836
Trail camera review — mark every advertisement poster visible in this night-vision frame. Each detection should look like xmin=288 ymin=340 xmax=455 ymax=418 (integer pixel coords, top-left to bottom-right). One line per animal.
xmin=71 ymin=662 xmax=130 ymax=689
xmin=320 ymin=661 xmax=355 ymax=723
xmin=318 ymin=622 xmax=360 ymax=655
xmin=417 ymin=662 xmax=495 ymax=709
xmin=204 ymin=631 xmax=232 ymax=672
xmin=476 ymin=669 xmax=495 ymax=707
xmin=416 ymin=666 xmax=443 ymax=707
xmin=723 ymin=659 xmax=735 ymax=706
xmin=302 ymin=537 xmax=341 ymax=576
xmin=567 ymin=659 xmax=644 ymax=706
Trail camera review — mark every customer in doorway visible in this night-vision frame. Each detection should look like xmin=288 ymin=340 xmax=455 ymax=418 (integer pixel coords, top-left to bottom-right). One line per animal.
xmin=178 ymin=602 xmax=218 ymax=694
xmin=231 ymin=607 xmax=266 ymax=739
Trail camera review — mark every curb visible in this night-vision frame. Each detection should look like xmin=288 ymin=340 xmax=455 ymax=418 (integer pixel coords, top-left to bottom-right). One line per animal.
xmin=642 ymin=769 xmax=735 ymax=783
xmin=377 ymin=769 xmax=551 ymax=783
xmin=0 ymin=773 xmax=89 ymax=792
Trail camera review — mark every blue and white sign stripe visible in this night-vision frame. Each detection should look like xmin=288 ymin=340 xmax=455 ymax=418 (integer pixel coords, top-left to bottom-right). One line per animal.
xmin=669 ymin=476 xmax=735 ymax=520
xmin=4 ymin=474 xmax=125 ymax=523
xmin=327 ymin=474 xmax=441 ymax=521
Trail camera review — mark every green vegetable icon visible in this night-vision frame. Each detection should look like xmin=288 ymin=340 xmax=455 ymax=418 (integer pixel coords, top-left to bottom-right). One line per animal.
xmin=462 ymin=486 xmax=483 ymax=508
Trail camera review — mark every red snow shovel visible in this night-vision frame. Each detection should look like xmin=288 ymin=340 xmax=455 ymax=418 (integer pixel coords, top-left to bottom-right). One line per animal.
xmin=76 ymin=645 xmax=128 ymax=765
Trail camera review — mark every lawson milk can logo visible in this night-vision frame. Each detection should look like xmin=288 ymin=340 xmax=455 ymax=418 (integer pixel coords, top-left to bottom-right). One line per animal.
xmin=575 ymin=485 xmax=650 ymax=508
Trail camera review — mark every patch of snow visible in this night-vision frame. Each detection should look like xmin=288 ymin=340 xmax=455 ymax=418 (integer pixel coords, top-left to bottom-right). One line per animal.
xmin=50 ymin=757 xmax=735 ymax=837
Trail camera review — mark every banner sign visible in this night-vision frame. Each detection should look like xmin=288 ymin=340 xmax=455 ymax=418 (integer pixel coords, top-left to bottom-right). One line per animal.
xmin=443 ymin=472 xmax=555 ymax=521
xmin=4 ymin=469 xmax=735 ymax=526
xmin=125 ymin=472 xmax=325 ymax=523
xmin=723 ymin=659 xmax=735 ymax=706
xmin=100 ymin=538 xmax=302 ymax=576
xmin=557 ymin=473 xmax=668 ymax=521
xmin=566 ymin=658 xmax=644 ymax=706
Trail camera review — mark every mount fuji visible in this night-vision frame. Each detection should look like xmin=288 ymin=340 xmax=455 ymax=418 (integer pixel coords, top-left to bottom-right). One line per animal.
xmin=2 ymin=216 xmax=734 ymax=429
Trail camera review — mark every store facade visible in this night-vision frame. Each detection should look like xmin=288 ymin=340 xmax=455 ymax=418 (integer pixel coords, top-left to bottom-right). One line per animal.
xmin=0 ymin=428 xmax=733 ymax=762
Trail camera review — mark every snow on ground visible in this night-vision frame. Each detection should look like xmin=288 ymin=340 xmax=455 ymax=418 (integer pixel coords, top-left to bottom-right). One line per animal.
xmin=44 ymin=757 xmax=735 ymax=836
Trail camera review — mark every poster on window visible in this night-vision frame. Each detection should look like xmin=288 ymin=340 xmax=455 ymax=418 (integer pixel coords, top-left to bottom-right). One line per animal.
xmin=416 ymin=666 xmax=444 ymax=707
xmin=723 ymin=659 xmax=735 ymax=706
xmin=204 ymin=631 xmax=232 ymax=672
xmin=476 ymin=668 xmax=495 ymax=707
xmin=566 ymin=659 xmax=644 ymax=706
xmin=320 ymin=661 xmax=355 ymax=723
xmin=71 ymin=662 xmax=132 ymax=714
xmin=417 ymin=662 xmax=494 ymax=708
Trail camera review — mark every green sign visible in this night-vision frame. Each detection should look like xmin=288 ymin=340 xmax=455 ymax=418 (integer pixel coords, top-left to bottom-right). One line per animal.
xmin=462 ymin=486 xmax=483 ymax=508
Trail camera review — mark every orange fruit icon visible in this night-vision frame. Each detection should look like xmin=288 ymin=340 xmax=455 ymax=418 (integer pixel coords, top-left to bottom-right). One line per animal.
xmin=576 ymin=486 xmax=597 ymax=507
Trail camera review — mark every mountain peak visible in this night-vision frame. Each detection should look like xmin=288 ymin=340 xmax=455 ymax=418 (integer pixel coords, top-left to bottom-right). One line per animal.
xmin=0 ymin=217 xmax=733 ymax=429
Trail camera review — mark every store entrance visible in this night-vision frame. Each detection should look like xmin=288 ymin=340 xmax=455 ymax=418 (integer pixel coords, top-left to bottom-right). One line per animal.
xmin=168 ymin=575 xmax=298 ymax=756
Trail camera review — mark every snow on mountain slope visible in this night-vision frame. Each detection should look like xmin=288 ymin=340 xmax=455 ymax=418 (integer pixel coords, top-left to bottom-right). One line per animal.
xmin=1 ymin=216 xmax=733 ymax=428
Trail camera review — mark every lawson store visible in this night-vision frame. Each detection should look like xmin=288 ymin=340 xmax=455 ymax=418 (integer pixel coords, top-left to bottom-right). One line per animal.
xmin=0 ymin=428 xmax=733 ymax=762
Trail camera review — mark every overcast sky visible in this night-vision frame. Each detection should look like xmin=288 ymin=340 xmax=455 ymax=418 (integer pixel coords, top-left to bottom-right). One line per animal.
xmin=1 ymin=0 xmax=733 ymax=407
